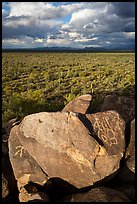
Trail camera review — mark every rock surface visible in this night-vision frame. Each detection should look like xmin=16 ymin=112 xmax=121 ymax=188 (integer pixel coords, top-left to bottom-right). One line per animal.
xmin=62 ymin=94 xmax=92 ymax=114
xmin=100 ymin=93 xmax=135 ymax=123
xmin=9 ymin=110 xmax=125 ymax=189
xmin=61 ymin=186 xmax=131 ymax=202
xmin=19 ymin=187 xmax=49 ymax=202
xmin=5 ymin=92 xmax=136 ymax=202
xmin=8 ymin=125 xmax=49 ymax=191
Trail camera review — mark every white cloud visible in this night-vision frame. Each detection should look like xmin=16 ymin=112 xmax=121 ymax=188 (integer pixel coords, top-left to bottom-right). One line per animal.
xmin=123 ymin=32 xmax=135 ymax=39
xmin=74 ymin=37 xmax=97 ymax=43
xmin=68 ymin=32 xmax=81 ymax=38
xmin=4 ymin=17 xmax=31 ymax=27
xmin=46 ymin=38 xmax=71 ymax=46
xmin=9 ymin=2 xmax=53 ymax=19
xmin=2 ymin=36 xmax=34 ymax=48
xmin=2 ymin=2 xmax=135 ymax=49
xmin=69 ymin=9 xmax=97 ymax=27
xmin=8 ymin=2 xmax=86 ymax=20
xmin=34 ymin=38 xmax=45 ymax=43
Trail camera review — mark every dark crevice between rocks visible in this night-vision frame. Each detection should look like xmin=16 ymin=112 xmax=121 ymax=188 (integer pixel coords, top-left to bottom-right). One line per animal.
xmin=124 ymin=121 xmax=131 ymax=150
xmin=26 ymin=178 xmax=80 ymax=202
xmin=77 ymin=113 xmax=104 ymax=147
xmin=2 ymin=190 xmax=19 ymax=203
xmin=2 ymin=156 xmax=19 ymax=203
xmin=39 ymin=165 xmax=49 ymax=178
xmin=86 ymin=98 xmax=93 ymax=114
xmin=25 ymin=177 xmax=102 ymax=202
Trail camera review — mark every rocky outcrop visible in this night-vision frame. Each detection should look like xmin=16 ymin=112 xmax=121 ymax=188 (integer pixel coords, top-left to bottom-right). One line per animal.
xmin=62 ymin=94 xmax=92 ymax=114
xmin=4 ymin=93 xmax=135 ymax=202
xmin=9 ymin=110 xmax=125 ymax=190
xmin=100 ymin=93 xmax=135 ymax=123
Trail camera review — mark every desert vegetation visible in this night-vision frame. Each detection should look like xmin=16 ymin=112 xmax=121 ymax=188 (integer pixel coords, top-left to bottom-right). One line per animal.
xmin=2 ymin=52 xmax=135 ymax=126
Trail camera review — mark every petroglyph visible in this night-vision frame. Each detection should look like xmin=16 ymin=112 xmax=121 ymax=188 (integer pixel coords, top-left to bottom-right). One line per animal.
xmin=15 ymin=145 xmax=26 ymax=158
xmin=92 ymin=112 xmax=124 ymax=147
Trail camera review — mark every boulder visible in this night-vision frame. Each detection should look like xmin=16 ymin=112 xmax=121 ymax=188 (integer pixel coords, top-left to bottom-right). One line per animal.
xmin=9 ymin=111 xmax=125 ymax=189
xmin=62 ymin=94 xmax=92 ymax=114
xmin=100 ymin=93 xmax=135 ymax=123
xmin=61 ymin=186 xmax=131 ymax=202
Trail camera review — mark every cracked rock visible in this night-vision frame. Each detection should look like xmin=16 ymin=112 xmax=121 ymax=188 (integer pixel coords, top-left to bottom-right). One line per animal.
xmin=8 ymin=111 xmax=125 ymax=189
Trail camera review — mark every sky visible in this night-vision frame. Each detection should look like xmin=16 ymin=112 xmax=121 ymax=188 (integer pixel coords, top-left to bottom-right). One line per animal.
xmin=2 ymin=2 xmax=135 ymax=49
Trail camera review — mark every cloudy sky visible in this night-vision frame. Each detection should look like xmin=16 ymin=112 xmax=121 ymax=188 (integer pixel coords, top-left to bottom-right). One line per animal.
xmin=2 ymin=2 xmax=135 ymax=49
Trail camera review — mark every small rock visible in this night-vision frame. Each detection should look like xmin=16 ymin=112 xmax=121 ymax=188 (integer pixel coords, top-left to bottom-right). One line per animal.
xmin=62 ymin=94 xmax=92 ymax=114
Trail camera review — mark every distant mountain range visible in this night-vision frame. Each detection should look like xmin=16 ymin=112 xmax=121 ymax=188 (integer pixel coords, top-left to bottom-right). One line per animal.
xmin=2 ymin=46 xmax=135 ymax=52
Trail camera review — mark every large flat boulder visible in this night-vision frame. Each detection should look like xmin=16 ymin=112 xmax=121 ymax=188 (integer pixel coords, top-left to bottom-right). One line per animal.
xmin=9 ymin=111 xmax=125 ymax=189
xmin=62 ymin=94 xmax=92 ymax=114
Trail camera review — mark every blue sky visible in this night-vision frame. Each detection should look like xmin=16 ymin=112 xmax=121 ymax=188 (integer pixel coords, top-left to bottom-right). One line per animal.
xmin=2 ymin=2 xmax=135 ymax=49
